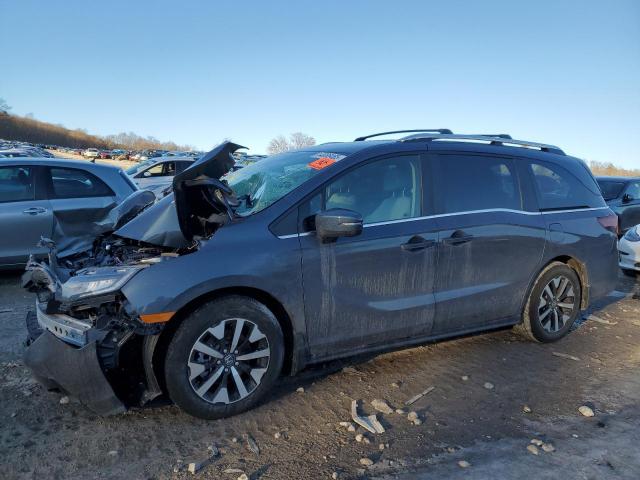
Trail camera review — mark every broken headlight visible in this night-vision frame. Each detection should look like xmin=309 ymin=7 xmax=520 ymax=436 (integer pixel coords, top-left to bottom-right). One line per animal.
xmin=60 ymin=266 xmax=144 ymax=302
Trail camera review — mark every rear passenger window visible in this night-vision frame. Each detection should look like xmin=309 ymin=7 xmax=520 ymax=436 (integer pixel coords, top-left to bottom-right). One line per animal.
xmin=49 ymin=167 xmax=113 ymax=199
xmin=0 ymin=166 xmax=34 ymax=203
xmin=433 ymin=155 xmax=520 ymax=213
xmin=530 ymin=162 xmax=605 ymax=211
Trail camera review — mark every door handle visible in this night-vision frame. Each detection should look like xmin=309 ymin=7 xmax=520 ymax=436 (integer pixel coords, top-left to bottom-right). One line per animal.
xmin=444 ymin=230 xmax=474 ymax=245
xmin=401 ymin=235 xmax=436 ymax=252
xmin=22 ymin=207 xmax=47 ymax=215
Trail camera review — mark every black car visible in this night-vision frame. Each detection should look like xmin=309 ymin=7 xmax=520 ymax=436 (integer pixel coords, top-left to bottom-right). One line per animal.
xmin=596 ymin=176 xmax=640 ymax=234
xmin=24 ymin=132 xmax=619 ymax=419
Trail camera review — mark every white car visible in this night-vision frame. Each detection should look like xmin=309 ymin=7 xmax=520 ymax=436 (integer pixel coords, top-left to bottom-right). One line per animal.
xmin=125 ymin=157 xmax=194 ymax=192
xmin=618 ymin=224 xmax=640 ymax=277
xmin=83 ymin=148 xmax=100 ymax=158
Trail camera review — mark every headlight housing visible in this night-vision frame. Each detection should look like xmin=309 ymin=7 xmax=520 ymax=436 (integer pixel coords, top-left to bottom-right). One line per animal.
xmin=60 ymin=266 xmax=144 ymax=302
xmin=624 ymin=225 xmax=640 ymax=242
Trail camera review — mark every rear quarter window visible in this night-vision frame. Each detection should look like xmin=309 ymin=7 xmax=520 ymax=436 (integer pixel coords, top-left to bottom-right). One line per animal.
xmin=49 ymin=167 xmax=114 ymax=199
xmin=529 ymin=161 xmax=605 ymax=211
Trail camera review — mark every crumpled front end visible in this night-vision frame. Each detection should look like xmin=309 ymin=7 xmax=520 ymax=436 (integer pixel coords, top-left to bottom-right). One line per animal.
xmin=22 ymin=260 xmax=168 ymax=415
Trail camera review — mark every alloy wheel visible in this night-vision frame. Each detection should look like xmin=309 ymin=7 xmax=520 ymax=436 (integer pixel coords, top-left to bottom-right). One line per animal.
xmin=537 ymin=275 xmax=577 ymax=333
xmin=187 ymin=318 xmax=270 ymax=404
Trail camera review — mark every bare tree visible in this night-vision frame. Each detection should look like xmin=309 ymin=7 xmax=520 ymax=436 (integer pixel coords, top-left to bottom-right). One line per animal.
xmin=268 ymin=135 xmax=291 ymax=154
xmin=289 ymin=132 xmax=316 ymax=149
xmin=267 ymin=132 xmax=316 ymax=154
xmin=0 ymin=98 xmax=11 ymax=115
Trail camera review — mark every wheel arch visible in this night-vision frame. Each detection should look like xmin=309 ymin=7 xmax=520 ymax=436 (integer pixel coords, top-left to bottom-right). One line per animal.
xmin=151 ymin=287 xmax=299 ymax=394
xmin=527 ymin=255 xmax=589 ymax=311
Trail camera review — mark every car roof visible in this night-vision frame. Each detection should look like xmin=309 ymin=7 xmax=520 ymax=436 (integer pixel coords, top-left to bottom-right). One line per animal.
xmin=0 ymin=156 xmax=122 ymax=172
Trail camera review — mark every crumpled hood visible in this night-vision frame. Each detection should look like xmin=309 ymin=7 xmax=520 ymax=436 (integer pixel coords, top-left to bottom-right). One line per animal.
xmin=113 ymin=141 xmax=246 ymax=247
xmin=54 ymin=190 xmax=156 ymax=259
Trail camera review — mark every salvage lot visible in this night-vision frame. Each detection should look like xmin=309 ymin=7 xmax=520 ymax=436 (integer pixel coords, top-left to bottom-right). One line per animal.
xmin=0 ymin=271 xmax=639 ymax=479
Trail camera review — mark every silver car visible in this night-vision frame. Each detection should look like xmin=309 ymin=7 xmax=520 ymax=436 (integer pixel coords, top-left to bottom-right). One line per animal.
xmin=0 ymin=157 xmax=137 ymax=268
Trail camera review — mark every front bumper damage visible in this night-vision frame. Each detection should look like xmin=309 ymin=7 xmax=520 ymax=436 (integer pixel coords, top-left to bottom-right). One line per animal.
xmin=23 ymin=265 xmax=167 ymax=415
xmin=24 ymin=329 xmax=126 ymax=416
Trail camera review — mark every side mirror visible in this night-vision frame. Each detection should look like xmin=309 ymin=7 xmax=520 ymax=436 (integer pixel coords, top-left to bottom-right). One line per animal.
xmin=622 ymin=193 xmax=633 ymax=203
xmin=315 ymin=209 xmax=363 ymax=242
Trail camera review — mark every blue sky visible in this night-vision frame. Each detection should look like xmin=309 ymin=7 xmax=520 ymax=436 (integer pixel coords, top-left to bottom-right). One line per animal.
xmin=1 ymin=0 xmax=639 ymax=167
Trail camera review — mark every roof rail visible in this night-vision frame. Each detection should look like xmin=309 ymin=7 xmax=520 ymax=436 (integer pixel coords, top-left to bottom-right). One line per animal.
xmin=400 ymin=134 xmax=565 ymax=155
xmin=354 ymin=129 xmax=452 ymax=142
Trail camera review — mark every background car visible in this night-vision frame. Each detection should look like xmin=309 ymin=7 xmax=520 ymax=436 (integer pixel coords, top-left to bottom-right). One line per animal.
xmin=618 ymin=224 xmax=640 ymax=277
xmin=126 ymin=156 xmax=194 ymax=191
xmin=0 ymin=157 xmax=137 ymax=268
xmin=596 ymin=176 xmax=640 ymax=234
xmin=83 ymin=148 xmax=100 ymax=159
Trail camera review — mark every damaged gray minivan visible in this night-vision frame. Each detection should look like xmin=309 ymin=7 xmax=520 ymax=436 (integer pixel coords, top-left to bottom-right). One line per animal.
xmin=24 ymin=132 xmax=619 ymax=419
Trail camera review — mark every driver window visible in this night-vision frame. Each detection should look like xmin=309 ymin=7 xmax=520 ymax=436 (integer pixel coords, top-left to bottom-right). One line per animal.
xmin=142 ymin=163 xmax=164 ymax=177
xmin=324 ymin=155 xmax=421 ymax=224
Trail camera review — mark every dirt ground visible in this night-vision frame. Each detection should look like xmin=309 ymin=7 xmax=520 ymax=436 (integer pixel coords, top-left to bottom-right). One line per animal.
xmin=0 ymin=271 xmax=638 ymax=480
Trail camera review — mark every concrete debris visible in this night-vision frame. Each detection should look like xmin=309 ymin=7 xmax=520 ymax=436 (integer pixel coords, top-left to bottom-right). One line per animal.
xmin=237 ymin=474 xmax=249 ymax=480
xmin=588 ymin=315 xmax=618 ymax=325
xmin=458 ymin=460 xmax=471 ymax=468
xmin=407 ymin=411 xmax=419 ymax=422
xmin=187 ymin=455 xmax=216 ymax=474
xmin=231 ymin=437 xmax=238 ymax=443
xmin=523 ymin=405 xmax=532 ymax=413
xmin=412 ymin=418 xmax=423 ymax=425
xmin=405 ymin=386 xmax=435 ymax=405
xmin=461 ymin=375 xmax=469 ymax=381
xmin=579 ymin=405 xmax=595 ymax=417
xmin=107 ymin=450 xmax=118 ymax=456
xmin=530 ymin=438 xmax=543 ymax=446
xmin=552 ymin=352 xmax=580 ymax=361
xmin=347 ymin=424 xmax=356 ymax=432
xmin=371 ymin=398 xmax=394 ymax=414
xmin=59 ymin=396 xmax=70 ymax=405
xmin=355 ymin=433 xmax=364 ymax=443
xmin=359 ymin=457 xmax=374 ymax=466
xmin=332 ymin=472 xmax=339 ymax=479
xmin=379 ymin=443 xmax=385 ymax=450
xmin=244 ymin=433 xmax=260 ymax=455
xmin=542 ymin=443 xmax=555 ymax=453
xmin=391 ymin=382 xmax=400 ymax=388
xmin=483 ymin=382 xmax=494 ymax=390
xmin=274 ymin=432 xmax=281 ymax=439
xmin=224 ymin=468 xmax=245 ymax=474
xmin=296 ymin=387 xmax=305 ymax=393
xmin=527 ymin=444 xmax=539 ymax=455
xmin=351 ymin=400 xmax=385 ymax=434
xmin=338 ymin=421 xmax=351 ymax=428
xmin=395 ymin=408 xmax=406 ymax=415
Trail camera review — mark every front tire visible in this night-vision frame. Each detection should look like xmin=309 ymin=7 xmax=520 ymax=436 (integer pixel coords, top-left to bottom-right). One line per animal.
xmin=515 ymin=262 xmax=582 ymax=342
xmin=164 ymin=296 xmax=284 ymax=419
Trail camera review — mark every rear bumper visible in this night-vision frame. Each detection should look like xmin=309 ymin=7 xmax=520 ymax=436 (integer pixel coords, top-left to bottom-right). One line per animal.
xmin=24 ymin=329 xmax=125 ymax=416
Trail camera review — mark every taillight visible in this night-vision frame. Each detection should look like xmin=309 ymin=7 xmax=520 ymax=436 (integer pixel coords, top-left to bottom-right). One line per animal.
xmin=597 ymin=213 xmax=618 ymax=235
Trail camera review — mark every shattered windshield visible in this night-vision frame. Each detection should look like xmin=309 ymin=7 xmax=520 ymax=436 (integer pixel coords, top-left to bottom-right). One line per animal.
xmin=224 ymin=150 xmax=346 ymax=216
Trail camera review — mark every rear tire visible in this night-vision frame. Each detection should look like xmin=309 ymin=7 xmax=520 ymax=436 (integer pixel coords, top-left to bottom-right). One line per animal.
xmin=514 ymin=262 xmax=582 ymax=342
xmin=164 ymin=296 xmax=284 ymax=419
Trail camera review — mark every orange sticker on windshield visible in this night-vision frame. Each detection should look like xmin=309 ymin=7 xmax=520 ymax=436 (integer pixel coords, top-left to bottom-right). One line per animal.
xmin=308 ymin=157 xmax=336 ymax=170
